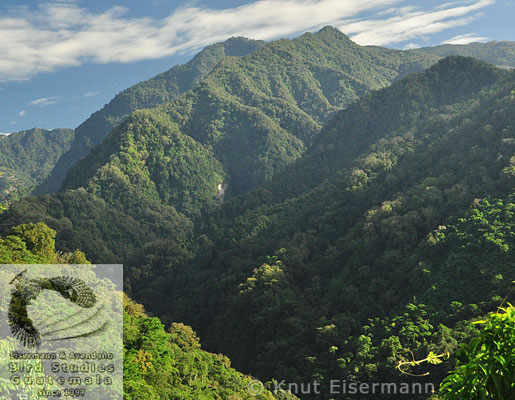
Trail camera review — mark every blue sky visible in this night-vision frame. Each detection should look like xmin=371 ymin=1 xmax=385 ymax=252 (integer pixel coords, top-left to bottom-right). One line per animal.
xmin=0 ymin=0 xmax=513 ymax=133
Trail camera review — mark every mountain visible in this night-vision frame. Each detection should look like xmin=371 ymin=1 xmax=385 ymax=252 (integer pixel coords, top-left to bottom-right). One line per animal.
xmin=256 ymin=54 xmax=512 ymax=201
xmin=34 ymin=37 xmax=266 ymax=195
xmin=416 ymin=40 xmax=515 ymax=68
xmin=3 ymin=57 xmax=513 ymax=398
xmin=32 ymin=36 xmax=515 ymax=200
xmin=59 ymin=27 xmax=440 ymax=215
xmin=2 ymin=27 xmax=515 ymax=398
xmin=61 ymin=107 xmax=227 ymax=215
xmin=0 ymin=128 xmax=74 ymax=201
xmin=122 ymin=57 xmax=514 ymax=396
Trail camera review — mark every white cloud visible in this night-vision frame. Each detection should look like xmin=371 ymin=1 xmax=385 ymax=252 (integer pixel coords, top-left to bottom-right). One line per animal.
xmin=29 ymin=96 xmax=60 ymax=106
xmin=442 ymin=32 xmax=489 ymax=44
xmin=403 ymin=42 xmax=421 ymax=49
xmin=9 ymin=121 xmax=16 ymax=125
xmin=341 ymin=0 xmax=494 ymax=46
xmin=0 ymin=0 xmax=495 ymax=81
xmin=82 ymin=91 xmax=99 ymax=97
xmin=17 ymin=110 xmax=26 ymax=116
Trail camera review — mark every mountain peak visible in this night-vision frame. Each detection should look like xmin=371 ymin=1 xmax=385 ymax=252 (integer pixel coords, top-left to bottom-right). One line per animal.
xmin=316 ymin=25 xmax=351 ymax=40
xmin=426 ymin=55 xmax=500 ymax=84
xmin=318 ymin=25 xmax=340 ymax=33
xmin=431 ymin=55 xmax=493 ymax=71
xmin=224 ymin=36 xmax=260 ymax=43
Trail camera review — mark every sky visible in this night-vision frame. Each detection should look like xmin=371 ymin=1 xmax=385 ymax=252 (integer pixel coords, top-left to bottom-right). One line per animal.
xmin=0 ymin=0 xmax=513 ymax=133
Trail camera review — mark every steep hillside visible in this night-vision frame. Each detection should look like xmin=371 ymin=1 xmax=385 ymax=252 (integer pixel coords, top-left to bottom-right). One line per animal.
xmin=259 ymin=55 xmax=509 ymax=201
xmin=416 ymin=40 xmax=515 ymax=68
xmin=124 ymin=296 xmax=298 ymax=400
xmin=0 ymin=128 xmax=74 ymax=201
xmin=0 ymin=222 xmax=296 ymax=400
xmin=126 ymin=58 xmax=515 ymax=397
xmin=0 ymin=188 xmax=193 ymax=263
xmin=34 ymin=37 xmax=266 ymax=195
xmin=62 ymin=108 xmax=226 ymax=215
xmin=61 ymin=27 xmax=439 ymax=214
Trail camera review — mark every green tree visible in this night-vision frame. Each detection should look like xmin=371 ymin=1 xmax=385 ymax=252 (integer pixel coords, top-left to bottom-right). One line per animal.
xmin=10 ymin=222 xmax=56 ymax=262
xmin=440 ymin=305 xmax=515 ymax=399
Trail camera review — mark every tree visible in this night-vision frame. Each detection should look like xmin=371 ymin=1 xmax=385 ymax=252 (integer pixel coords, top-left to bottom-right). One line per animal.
xmin=10 ymin=222 xmax=56 ymax=262
xmin=440 ymin=305 xmax=515 ymax=399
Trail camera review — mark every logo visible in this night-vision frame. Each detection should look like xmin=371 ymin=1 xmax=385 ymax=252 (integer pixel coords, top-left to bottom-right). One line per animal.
xmin=248 ymin=380 xmax=264 ymax=396
xmin=8 ymin=269 xmax=105 ymax=348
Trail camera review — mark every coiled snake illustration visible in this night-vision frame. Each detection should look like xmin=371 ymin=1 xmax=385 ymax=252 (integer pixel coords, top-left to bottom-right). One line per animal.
xmin=8 ymin=270 xmax=97 ymax=348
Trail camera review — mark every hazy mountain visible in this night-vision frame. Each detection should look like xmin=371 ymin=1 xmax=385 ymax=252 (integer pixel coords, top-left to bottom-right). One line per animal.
xmin=0 ymin=128 xmax=74 ymax=201
xmin=416 ymin=40 xmax=515 ymax=68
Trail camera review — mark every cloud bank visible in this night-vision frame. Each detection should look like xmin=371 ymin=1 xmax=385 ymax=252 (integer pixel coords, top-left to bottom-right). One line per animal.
xmin=341 ymin=0 xmax=493 ymax=46
xmin=0 ymin=0 xmax=494 ymax=82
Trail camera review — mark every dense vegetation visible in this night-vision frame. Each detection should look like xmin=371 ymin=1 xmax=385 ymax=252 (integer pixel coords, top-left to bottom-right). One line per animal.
xmin=1 ymin=27 xmax=515 ymax=399
xmin=62 ymin=108 xmax=226 ymax=215
xmin=60 ymin=27 xmax=439 ymax=216
xmin=34 ymin=37 xmax=266 ymax=195
xmin=126 ymin=57 xmax=515 ymax=398
xmin=124 ymin=296 xmax=297 ymax=400
xmin=440 ymin=305 xmax=515 ymax=399
xmin=0 ymin=222 xmax=288 ymax=399
xmin=31 ymin=36 xmax=515 ymax=204
xmin=0 ymin=221 xmax=86 ymax=264
xmin=0 ymin=188 xmax=193 ymax=263
xmin=0 ymin=129 xmax=74 ymax=202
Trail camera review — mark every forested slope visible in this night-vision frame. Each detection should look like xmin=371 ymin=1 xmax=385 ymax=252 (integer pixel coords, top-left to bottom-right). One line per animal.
xmin=1 ymin=29 xmax=514 ymax=399
xmin=0 ymin=128 xmax=74 ymax=202
xmin=124 ymin=57 xmax=515 ymax=398
xmin=123 ymin=295 xmax=298 ymax=400
xmin=34 ymin=37 xmax=266 ymax=195
xmin=60 ymin=27 xmax=439 ymax=215
xmin=0 ymin=222 xmax=293 ymax=400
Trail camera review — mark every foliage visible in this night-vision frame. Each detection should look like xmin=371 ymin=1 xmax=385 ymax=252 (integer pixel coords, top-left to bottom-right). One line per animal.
xmin=0 ymin=224 xmax=288 ymax=399
xmin=123 ymin=295 xmax=293 ymax=399
xmin=440 ymin=305 xmax=515 ymax=399
xmin=0 ymin=188 xmax=193 ymax=264
xmin=62 ymin=108 xmax=226 ymax=215
xmin=129 ymin=57 xmax=515 ymax=398
xmin=1 ymin=29 xmax=515 ymax=399
xmin=0 ymin=222 xmax=87 ymax=264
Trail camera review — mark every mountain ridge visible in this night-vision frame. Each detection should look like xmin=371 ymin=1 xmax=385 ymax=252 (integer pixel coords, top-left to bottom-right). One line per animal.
xmin=34 ymin=28 xmax=515 ymax=203
xmin=415 ymin=40 xmax=515 ymax=68
xmin=34 ymin=36 xmax=267 ymax=195
xmin=59 ymin=27 xmax=441 ymax=212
